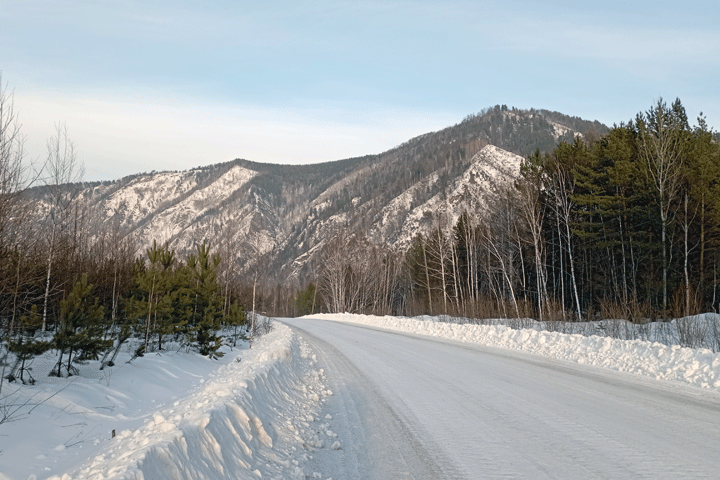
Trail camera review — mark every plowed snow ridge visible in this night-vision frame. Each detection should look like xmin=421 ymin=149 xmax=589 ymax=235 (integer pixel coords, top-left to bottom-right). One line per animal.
xmin=309 ymin=313 xmax=720 ymax=391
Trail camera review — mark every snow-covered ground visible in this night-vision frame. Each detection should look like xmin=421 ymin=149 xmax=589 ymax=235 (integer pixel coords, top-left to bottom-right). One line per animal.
xmin=2 ymin=313 xmax=720 ymax=479
xmin=0 ymin=324 xmax=339 ymax=480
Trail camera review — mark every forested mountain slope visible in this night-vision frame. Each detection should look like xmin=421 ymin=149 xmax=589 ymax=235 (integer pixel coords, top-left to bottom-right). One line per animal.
xmin=26 ymin=106 xmax=607 ymax=284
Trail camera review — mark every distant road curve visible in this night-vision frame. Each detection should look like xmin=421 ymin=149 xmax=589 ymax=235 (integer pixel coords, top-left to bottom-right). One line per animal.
xmin=281 ymin=317 xmax=720 ymax=479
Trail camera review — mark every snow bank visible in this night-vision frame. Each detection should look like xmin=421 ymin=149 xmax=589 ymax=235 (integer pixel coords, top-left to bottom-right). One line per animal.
xmin=61 ymin=324 xmax=330 ymax=480
xmin=412 ymin=313 xmax=720 ymax=352
xmin=2 ymin=323 xmax=334 ymax=480
xmin=309 ymin=313 xmax=720 ymax=391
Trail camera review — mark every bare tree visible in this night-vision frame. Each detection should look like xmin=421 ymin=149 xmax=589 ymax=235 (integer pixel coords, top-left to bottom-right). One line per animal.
xmin=318 ymin=229 xmax=398 ymax=315
xmin=420 ymin=234 xmax=434 ymax=314
xmin=425 ymin=217 xmax=453 ymax=314
xmin=216 ymin=213 xmax=242 ymax=317
xmin=0 ymin=75 xmax=40 ymax=395
xmin=0 ymin=75 xmax=43 ymax=333
xmin=405 ymin=233 xmax=435 ymax=315
xmin=544 ymin=151 xmax=582 ymax=320
xmin=247 ymin=241 xmax=274 ymax=348
xmin=636 ymin=99 xmax=686 ymax=314
xmin=516 ymin=163 xmax=549 ymax=320
xmin=479 ymin=190 xmax=522 ymax=318
xmin=370 ymin=244 xmax=403 ymax=315
xmin=0 ymin=74 xmax=28 ymax=242
xmin=40 ymin=122 xmax=84 ymax=330
xmin=318 ymin=229 xmax=352 ymax=314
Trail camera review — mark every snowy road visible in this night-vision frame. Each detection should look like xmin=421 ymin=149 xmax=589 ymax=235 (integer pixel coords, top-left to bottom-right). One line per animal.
xmin=282 ymin=317 xmax=720 ymax=479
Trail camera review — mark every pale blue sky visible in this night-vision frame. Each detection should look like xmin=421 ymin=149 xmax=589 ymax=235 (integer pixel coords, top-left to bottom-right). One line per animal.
xmin=2 ymin=0 xmax=719 ymax=181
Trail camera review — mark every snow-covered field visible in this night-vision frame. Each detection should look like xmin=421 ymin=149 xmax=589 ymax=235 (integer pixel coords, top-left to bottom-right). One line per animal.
xmin=2 ymin=313 xmax=720 ymax=479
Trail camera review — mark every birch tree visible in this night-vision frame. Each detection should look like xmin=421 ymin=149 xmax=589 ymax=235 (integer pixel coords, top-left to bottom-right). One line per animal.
xmin=543 ymin=140 xmax=584 ymax=320
xmin=41 ymin=123 xmax=84 ymax=330
xmin=636 ymin=98 xmax=686 ymax=314
xmin=0 ymin=74 xmax=27 ymax=245
xmin=517 ymin=158 xmax=549 ymax=320
xmin=319 ymin=230 xmax=351 ymax=314
xmin=0 ymin=74 xmax=37 ymax=338
xmin=425 ymin=224 xmax=452 ymax=314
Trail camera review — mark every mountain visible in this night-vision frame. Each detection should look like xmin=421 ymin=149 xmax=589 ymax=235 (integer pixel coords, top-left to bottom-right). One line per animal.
xmin=26 ymin=106 xmax=608 ymax=284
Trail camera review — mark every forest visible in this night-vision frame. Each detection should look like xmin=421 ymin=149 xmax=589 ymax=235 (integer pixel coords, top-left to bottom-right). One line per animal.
xmin=310 ymin=99 xmax=720 ymax=323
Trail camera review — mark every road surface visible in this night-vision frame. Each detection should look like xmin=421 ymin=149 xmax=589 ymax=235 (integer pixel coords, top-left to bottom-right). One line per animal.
xmin=281 ymin=317 xmax=720 ymax=479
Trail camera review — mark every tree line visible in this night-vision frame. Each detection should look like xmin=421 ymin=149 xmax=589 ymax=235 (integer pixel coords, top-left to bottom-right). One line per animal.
xmin=308 ymin=99 xmax=720 ymax=322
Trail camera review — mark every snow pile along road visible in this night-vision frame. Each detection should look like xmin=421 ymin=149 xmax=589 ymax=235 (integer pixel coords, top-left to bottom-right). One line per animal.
xmin=0 ymin=323 xmax=338 ymax=480
xmin=56 ymin=324 xmax=332 ymax=480
xmin=309 ymin=313 xmax=720 ymax=391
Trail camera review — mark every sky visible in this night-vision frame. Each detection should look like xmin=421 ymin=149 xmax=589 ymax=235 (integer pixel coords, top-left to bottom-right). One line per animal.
xmin=1 ymin=0 xmax=719 ymax=182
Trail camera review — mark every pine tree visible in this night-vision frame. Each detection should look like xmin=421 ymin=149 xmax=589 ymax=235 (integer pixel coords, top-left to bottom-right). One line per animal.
xmin=187 ymin=243 xmax=224 ymax=358
xmin=295 ymin=283 xmax=317 ymax=317
xmin=134 ymin=241 xmax=177 ymax=354
xmin=225 ymin=301 xmax=246 ymax=347
xmin=51 ymin=274 xmax=110 ymax=377
xmin=7 ymin=306 xmax=51 ymax=384
xmin=686 ymin=116 xmax=720 ymax=309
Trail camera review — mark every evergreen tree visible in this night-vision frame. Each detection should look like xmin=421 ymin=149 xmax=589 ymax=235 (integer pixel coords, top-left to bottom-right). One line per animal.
xmin=187 ymin=243 xmax=224 ymax=358
xmin=7 ymin=306 xmax=51 ymax=384
xmin=51 ymin=274 xmax=110 ymax=377
xmin=224 ymin=300 xmax=246 ymax=347
xmin=296 ymin=283 xmax=317 ymax=316
xmin=134 ymin=241 xmax=177 ymax=354
xmin=686 ymin=116 xmax=720 ymax=308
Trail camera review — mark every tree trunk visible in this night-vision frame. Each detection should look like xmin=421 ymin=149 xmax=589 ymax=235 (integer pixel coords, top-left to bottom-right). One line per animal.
xmin=42 ymin=224 xmax=56 ymax=331
xmin=683 ymin=193 xmax=690 ymax=316
xmin=556 ymin=213 xmax=566 ymax=320
xmin=422 ymin=241 xmax=433 ymax=314
xmin=249 ymin=275 xmax=257 ymax=348
xmin=144 ymin=273 xmax=155 ymax=353
xmin=661 ymin=206 xmax=668 ymax=315
xmin=565 ymin=219 xmax=582 ymax=321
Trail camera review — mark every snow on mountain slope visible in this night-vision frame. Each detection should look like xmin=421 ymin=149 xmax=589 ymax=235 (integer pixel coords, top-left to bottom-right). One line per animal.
xmin=285 ymin=145 xmax=524 ymax=278
xmin=548 ymin=119 xmax=576 ymax=138
xmin=368 ymin=171 xmax=441 ymax=243
xmin=310 ymin=163 xmax=376 ymax=210
xmin=499 ymin=110 xmax=580 ymax=140
xmin=27 ymin=106 xmax=607 ymax=282
xmin=374 ymin=144 xmax=524 ymax=251
xmin=102 ymin=171 xmax=200 ymax=226
xmin=27 ymin=142 xmax=528 ymax=281
xmin=131 ymin=165 xmax=257 ymax=252
xmin=454 ymin=144 xmax=523 ymax=200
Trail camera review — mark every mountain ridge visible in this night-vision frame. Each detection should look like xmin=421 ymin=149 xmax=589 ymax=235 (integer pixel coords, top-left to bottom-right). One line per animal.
xmin=27 ymin=106 xmax=608 ymax=285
